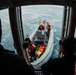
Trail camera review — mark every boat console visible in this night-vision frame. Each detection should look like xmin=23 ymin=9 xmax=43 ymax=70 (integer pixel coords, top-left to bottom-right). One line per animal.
xmin=34 ymin=30 xmax=46 ymax=45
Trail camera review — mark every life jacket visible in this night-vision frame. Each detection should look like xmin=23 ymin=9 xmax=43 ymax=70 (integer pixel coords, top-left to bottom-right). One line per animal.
xmin=36 ymin=45 xmax=45 ymax=57
xmin=38 ymin=45 xmax=45 ymax=53
xmin=28 ymin=44 xmax=36 ymax=52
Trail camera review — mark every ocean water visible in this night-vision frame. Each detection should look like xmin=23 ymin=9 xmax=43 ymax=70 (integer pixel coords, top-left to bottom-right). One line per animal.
xmin=0 ymin=5 xmax=63 ymax=58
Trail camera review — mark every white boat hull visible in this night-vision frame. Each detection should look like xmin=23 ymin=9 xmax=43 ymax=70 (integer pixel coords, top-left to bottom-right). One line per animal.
xmin=30 ymin=28 xmax=54 ymax=69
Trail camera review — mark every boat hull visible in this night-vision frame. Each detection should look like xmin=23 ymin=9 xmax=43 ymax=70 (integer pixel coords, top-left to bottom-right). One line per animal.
xmin=30 ymin=28 xmax=54 ymax=69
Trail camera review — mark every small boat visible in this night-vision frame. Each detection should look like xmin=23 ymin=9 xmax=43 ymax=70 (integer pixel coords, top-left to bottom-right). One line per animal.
xmin=28 ymin=21 xmax=54 ymax=69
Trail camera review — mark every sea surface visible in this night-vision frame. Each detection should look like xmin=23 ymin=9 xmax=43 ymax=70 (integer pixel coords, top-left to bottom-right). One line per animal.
xmin=0 ymin=5 xmax=64 ymax=58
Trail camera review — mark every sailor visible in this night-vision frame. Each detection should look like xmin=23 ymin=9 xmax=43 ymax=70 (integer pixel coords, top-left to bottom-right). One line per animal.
xmin=46 ymin=23 xmax=51 ymax=39
xmin=38 ymin=22 xmax=44 ymax=30
xmin=28 ymin=43 xmax=36 ymax=62
xmin=36 ymin=43 xmax=45 ymax=58
xmin=25 ymin=35 xmax=31 ymax=44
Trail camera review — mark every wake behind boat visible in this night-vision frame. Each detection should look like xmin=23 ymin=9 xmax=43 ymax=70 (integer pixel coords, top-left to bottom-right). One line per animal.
xmin=28 ymin=21 xmax=54 ymax=69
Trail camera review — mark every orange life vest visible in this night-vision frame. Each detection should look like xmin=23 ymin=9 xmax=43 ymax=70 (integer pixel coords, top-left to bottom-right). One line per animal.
xmin=28 ymin=44 xmax=36 ymax=52
xmin=38 ymin=45 xmax=45 ymax=53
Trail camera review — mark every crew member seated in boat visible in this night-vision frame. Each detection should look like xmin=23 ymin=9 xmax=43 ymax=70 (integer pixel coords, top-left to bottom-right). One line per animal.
xmin=24 ymin=35 xmax=31 ymax=44
xmin=46 ymin=23 xmax=51 ymax=39
xmin=33 ymin=35 xmax=36 ymax=40
xmin=46 ymin=23 xmax=51 ymax=30
xmin=41 ymin=36 xmax=76 ymax=75
xmin=38 ymin=22 xmax=44 ymax=30
xmin=28 ymin=43 xmax=36 ymax=62
xmin=23 ymin=41 xmax=29 ymax=51
xmin=32 ymin=35 xmax=36 ymax=44
xmin=35 ymin=43 xmax=45 ymax=58
xmin=23 ymin=35 xmax=31 ymax=51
